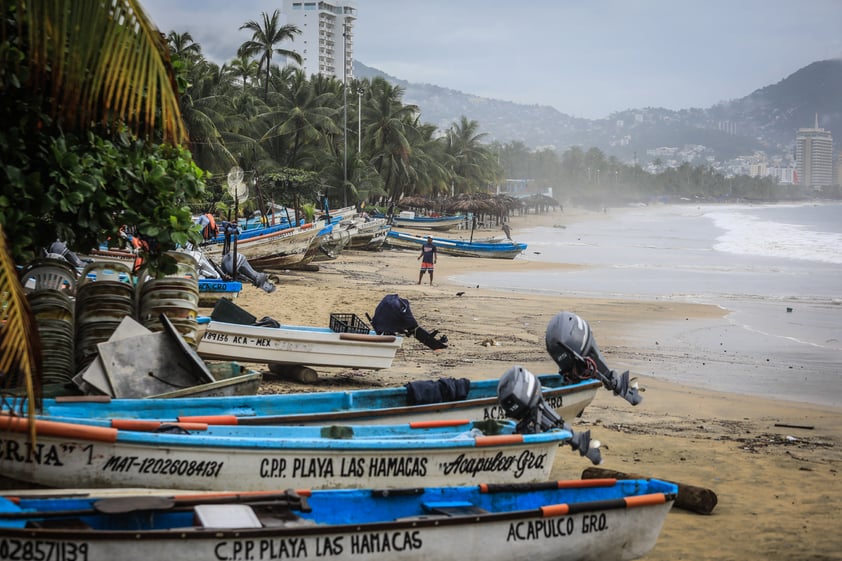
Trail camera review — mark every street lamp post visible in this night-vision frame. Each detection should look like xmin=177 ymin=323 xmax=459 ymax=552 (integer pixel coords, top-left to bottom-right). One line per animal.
xmin=342 ymin=27 xmax=348 ymax=207
xmin=357 ymin=87 xmax=364 ymax=155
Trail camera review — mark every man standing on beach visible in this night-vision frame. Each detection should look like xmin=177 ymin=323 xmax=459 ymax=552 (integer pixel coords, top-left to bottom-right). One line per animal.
xmin=417 ymin=236 xmax=437 ymax=285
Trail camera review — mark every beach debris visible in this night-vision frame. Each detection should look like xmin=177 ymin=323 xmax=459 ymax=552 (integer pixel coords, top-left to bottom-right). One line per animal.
xmin=581 ymin=467 xmax=718 ymax=515
xmin=456 ymin=291 xmax=465 ymax=296
xmin=479 ymin=337 xmax=499 ymax=347
xmin=774 ymin=423 xmax=815 ymax=430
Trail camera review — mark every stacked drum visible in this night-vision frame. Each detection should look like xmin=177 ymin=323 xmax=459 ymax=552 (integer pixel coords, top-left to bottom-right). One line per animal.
xmin=74 ymin=261 xmax=135 ymax=371
xmin=19 ymin=258 xmax=78 ymax=385
xmin=136 ymin=251 xmax=200 ymax=347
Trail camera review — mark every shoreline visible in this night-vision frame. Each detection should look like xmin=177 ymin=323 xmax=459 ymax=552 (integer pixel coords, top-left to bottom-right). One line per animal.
xmin=225 ymin=206 xmax=841 ymax=560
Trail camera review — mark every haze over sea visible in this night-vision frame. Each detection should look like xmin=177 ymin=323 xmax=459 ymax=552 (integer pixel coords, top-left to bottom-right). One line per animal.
xmin=451 ymin=203 xmax=842 ymax=408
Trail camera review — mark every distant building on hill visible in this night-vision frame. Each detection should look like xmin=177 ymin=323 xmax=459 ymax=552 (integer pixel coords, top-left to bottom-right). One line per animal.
xmin=795 ymin=116 xmax=833 ymax=187
xmin=282 ymin=0 xmax=357 ymax=81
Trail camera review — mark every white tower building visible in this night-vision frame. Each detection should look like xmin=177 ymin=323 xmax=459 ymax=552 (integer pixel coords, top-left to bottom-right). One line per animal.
xmin=282 ymin=1 xmax=357 ymax=81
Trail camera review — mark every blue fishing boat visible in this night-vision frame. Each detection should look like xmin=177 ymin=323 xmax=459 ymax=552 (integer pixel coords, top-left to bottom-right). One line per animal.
xmin=0 ymin=416 xmax=585 ymax=491
xmin=0 ymin=478 xmax=676 ymax=561
xmin=14 ymin=375 xmax=603 ymax=426
xmin=387 ymin=230 xmax=528 ymax=259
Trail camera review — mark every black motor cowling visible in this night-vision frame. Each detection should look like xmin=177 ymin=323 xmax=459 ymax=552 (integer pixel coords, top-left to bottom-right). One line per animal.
xmin=370 ymin=294 xmax=447 ymax=350
xmin=497 ymin=365 xmax=602 ymax=465
xmin=545 ymin=311 xmax=642 ymax=406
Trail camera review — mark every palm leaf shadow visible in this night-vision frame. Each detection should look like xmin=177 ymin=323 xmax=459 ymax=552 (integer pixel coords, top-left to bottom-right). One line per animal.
xmin=0 ymin=224 xmax=43 ymax=443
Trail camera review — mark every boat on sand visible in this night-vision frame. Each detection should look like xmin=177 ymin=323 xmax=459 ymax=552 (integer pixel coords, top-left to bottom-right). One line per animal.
xmin=0 ymin=478 xmax=676 ymax=561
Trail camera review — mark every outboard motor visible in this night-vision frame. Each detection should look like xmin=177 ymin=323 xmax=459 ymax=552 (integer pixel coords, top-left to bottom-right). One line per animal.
xmin=545 ymin=311 xmax=642 ymax=406
xmin=222 ymin=252 xmax=276 ymax=294
xmin=497 ymin=365 xmax=602 ymax=465
xmin=369 ymin=294 xmax=448 ymax=350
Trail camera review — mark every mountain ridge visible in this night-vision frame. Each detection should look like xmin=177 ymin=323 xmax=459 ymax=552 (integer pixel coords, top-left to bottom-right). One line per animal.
xmin=354 ymin=59 xmax=842 ymax=166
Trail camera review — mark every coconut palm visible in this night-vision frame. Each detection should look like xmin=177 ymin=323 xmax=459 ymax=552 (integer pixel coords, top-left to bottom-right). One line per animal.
xmin=7 ymin=0 xmax=187 ymax=144
xmin=227 ymin=53 xmax=261 ymax=89
xmin=238 ymin=10 xmax=302 ymax=100
xmin=166 ymin=31 xmax=203 ymax=65
xmin=366 ymin=78 xmax=419 ymax=202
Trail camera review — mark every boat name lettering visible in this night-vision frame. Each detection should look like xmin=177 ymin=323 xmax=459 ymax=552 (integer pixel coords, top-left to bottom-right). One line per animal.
xmin=440 ymin=450 xmax=547 ymax=479
xmin=543 ymin=395 xmax=563 ymax=410
xmin=258 ymin=455 xmax=427 ymax=479
xmin=482 ymin=405 xmax=510 ymax=420
xmin=367 ymin=456 xmax=427 ymax=477
xmin=483 ymin=396 xmax=562 ymax=421
xmin=101 ymin=456 xmax=224 ymax=478
xmin=0 ymin=439 xmax=65 ymax=467
xmin=203 ymin=331 xmax=229 ymax=343
xmin=0 ymin=538 xmax=88 ymax=561
xmin=199 ymin=282 xmax=230 ymax=292
xmin=214 ymin=532 xmax=421 ymax=560
xmin=506 ymin=513 xmax=608 ymax=542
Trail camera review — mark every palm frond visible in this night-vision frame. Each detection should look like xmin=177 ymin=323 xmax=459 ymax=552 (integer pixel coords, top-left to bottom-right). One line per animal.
xmin=17 ymin=0 xmax=186 ymax=144
xmin=0 ymin=225 xmax=42 ymax=442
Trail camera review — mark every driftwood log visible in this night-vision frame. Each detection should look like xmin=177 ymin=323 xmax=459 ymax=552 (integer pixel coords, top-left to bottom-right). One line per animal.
xmin=581 ymin=467 xmax=718 ymax=515
xmin=267 ymin=363 xmax=319 ymax=384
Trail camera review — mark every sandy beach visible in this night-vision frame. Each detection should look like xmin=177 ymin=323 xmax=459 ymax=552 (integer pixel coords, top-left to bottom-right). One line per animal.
xmin=222 ymin=208 xmax=842 ymax=561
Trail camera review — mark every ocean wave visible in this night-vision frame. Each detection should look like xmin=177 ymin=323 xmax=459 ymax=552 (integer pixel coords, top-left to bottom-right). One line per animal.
xmin=706 ymin=210 xmax=842 ymax=264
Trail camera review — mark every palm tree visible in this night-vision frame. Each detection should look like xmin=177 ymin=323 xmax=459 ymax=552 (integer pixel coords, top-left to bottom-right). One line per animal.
xmin=238 ymin=10 xmax=302 ymax=100
xmin=166 ymin=30 xmax=203 ymax=65
xmin=227 ymin=54 xmax=261 ymax=89
xmin=447 ymin=116 xmax=500 ymax=193
xmin=366 ymin=78 xmax=419 ymax=202
xmin=6 ymin=0 xmax=187 ymax=144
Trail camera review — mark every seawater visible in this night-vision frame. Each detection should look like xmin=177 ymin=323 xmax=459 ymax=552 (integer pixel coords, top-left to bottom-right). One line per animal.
xmin=450 ymin=202 xmax=842 ymax=407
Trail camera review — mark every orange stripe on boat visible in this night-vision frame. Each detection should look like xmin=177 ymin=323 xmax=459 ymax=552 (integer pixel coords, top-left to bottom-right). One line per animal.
xmin=541 ymin=504 xmax=570 ymax=517
xmin=110 ymin=420 xmax=208 ymax=432
xmin=556 ymin=478 xmax=617 ymax=488
xmin=0 ymin=417 xmax=117 ymax=443
xmin=479 ymin=483 xmax=490 ymax=493
xmin=475 ymin=434 xmax=524 ymax=447
xmin=409 ymin=419 xmax=470 ymax=429
xmin=178 ymin=415 xmax=239 ymax=425
xmin=624 ymin=493 xmax=667 ymax=508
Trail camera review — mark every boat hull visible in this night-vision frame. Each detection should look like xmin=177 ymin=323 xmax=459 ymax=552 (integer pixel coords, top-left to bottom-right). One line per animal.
xmin=0 ymin=418 xmax=565 ymax=491
xmin=392 ymin=215 xmax=465 ymax=231
xmin=196 ymin=320 xmax=403 ymax=370
xmin=387 ymin=230 xmax=527 ymax=259
xmin=202 ymin=225 xmax=320 ymax=269
xmin=0 ymin=479 xmax=676 ymax=561
xmin=30 ymin=376 xmax=602 ymax=426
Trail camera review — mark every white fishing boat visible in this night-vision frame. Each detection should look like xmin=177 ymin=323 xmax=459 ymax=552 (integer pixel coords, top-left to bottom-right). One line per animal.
xmin=196 ymin=319 xmax=403 ymax=370
xmin=201 ymin=223 xmax=320 ymax=270
xmin=392 ymin=212 xmax=465 ymax=231
xmin=0 ymin=479 xmax=676 ymax=561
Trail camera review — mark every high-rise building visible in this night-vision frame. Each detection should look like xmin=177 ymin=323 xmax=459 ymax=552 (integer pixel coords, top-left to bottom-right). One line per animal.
xmin=794 ymin=115 xmax=833 ymax=187
xmin=282 ymin=1 xmax=357 ymax=81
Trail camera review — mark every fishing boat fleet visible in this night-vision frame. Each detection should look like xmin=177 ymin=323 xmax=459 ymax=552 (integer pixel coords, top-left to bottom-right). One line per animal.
xmin=3 ymin=204 xmax=675 ymax=559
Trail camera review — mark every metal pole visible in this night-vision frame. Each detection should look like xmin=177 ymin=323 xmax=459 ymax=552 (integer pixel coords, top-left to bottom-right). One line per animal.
xmin=357 ymin=88 xmax=363 ymax=154
xmin=343 ymin=28 xmax=348 ymax=207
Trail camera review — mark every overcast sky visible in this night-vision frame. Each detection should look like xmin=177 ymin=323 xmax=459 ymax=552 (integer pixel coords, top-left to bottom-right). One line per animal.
xmin=143 ymin=0 xmax=842 ymax=119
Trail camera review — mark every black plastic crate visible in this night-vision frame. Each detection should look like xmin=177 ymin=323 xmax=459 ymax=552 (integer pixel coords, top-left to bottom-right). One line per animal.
xmin=329 ymin=313 xmax=370 ymax=334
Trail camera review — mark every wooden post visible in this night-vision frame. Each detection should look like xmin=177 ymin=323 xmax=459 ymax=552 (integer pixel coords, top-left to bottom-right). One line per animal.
xmin=581 ymin=467 xmax=718 ymax=515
